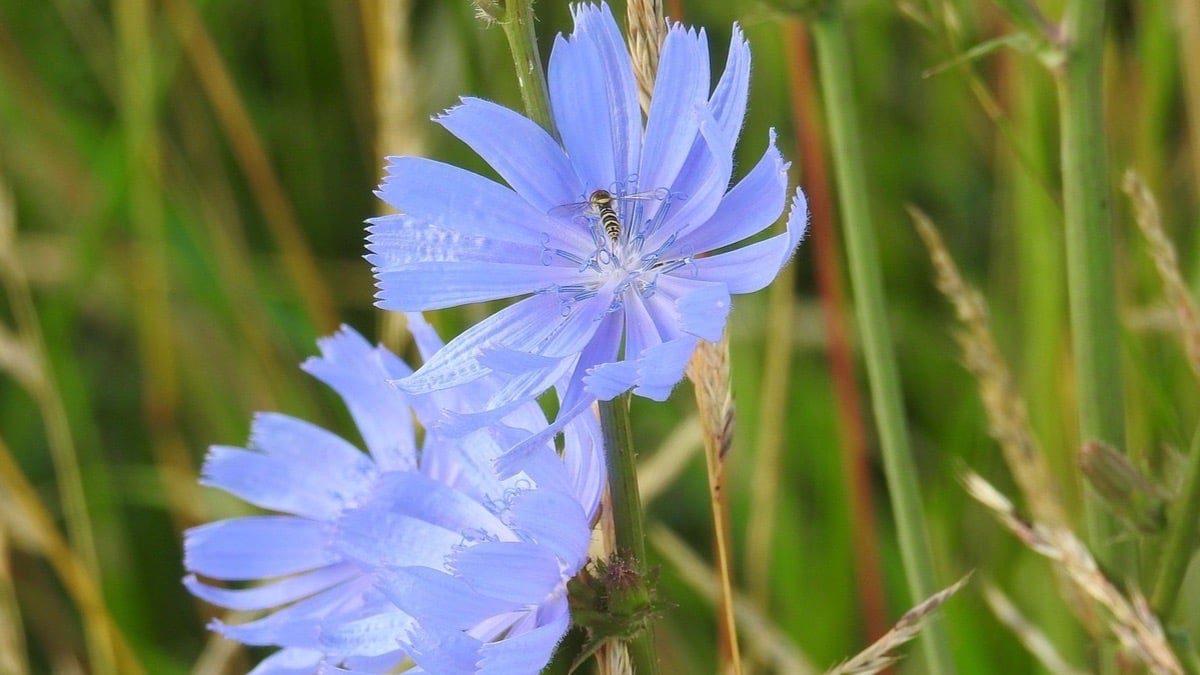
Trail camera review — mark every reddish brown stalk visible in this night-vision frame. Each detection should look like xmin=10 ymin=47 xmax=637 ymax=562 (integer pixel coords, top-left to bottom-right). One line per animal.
xmin=783 ymin=20 xmax=889 ymax=645
xmin=666 ymin=0 xmax=684 ymax=21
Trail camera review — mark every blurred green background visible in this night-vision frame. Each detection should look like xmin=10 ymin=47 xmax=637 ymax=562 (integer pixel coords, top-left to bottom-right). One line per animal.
xmin=0 ymin=0 xmax=1196 ymax=673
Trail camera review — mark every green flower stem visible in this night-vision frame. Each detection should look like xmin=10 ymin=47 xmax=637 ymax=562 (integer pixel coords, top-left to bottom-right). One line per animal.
xmin=598 ymin=396 xmax=659 ymax=675
xmin=1152 ymin=427 xmax=1200 ymax=619
xmin=807 ymin=7 xmax=956 ymax=675
xmin=499 ymin=0 xmax=558 ymax=140
xmin=1054 ymin=0 xmax=1126 ymax=571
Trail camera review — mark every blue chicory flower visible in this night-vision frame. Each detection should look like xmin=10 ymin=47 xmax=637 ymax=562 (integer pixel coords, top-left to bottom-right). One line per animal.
xmin=183 ymin=318 xmax=604 ymax=674
xmin=367 ymin=2 xmax=807 ymax=473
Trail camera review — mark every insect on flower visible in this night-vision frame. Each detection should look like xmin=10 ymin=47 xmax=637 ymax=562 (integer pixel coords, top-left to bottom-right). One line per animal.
xmin=548 ymin=184 xmax=683 ymax=247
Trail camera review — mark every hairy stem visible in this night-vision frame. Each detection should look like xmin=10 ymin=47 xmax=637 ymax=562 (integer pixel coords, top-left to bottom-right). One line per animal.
xmin=598 ymin=396 xmax=659 ymax=675
xmin=499 ymin=0 xmax=557 ymax=139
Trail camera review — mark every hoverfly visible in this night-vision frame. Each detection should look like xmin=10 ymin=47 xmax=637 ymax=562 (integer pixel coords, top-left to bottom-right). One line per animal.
xmin=549 ymin=188 xmax=674 ymax=243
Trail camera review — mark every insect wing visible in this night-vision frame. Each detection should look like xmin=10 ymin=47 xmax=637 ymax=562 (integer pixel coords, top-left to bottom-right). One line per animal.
xmin=548 ymin=199 xmax=594 ymax=219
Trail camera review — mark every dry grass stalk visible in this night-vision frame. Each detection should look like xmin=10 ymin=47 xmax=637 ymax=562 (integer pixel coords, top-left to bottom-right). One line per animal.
xmin=981 ymin=584 xmax=1088 ymax=675
xmin=594 ymin=638 xmax=633 ymax=675
xmin=0 ymin=521 xmax=29 ymax=675
xmin=825 ymin=574 xmax=971 ymax=675
xmin=649 ymin=525 xmax=819 ymax=675
xmin=0 ymin=168 xmax=120 ymax=674
xmin=1122 ymin=169 xmax=1200 ymax=376
xmin=0 ymin=434 xmax=144 ymax=674
xmin=910 ymin=208 xmax=1109 ymax=638
xmin=626 ymin=0 xmax=667 ymax=114
xmin=911 ymin=206 xmax=1068 ymax=529
xmin=687 ymin=330 xmax=743 ymax=674
xmin=630 ymin=2 xmax=740 ymax=670
xmin=963 ymin=471 xmax=1183 ymax=675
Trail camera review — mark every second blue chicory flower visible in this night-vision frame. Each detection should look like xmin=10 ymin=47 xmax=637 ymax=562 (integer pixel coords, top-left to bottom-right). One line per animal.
xmin=184 ymin=318 xmax=603 ymax=673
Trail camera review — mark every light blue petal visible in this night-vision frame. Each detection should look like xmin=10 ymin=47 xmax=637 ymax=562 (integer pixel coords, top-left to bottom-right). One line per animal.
xmin=584 ymin=360 xmax=639 ymax=400
xmin=490 ymin=303 xmax=619 ymax=478
xmin=215 ymin=582 xmax=393 ymax=649
xmin=214 ymin=613 xmax=320 ymax=649
xmin=561 ymin=410 xmax=606 ymax=521
xmin=501 ymin=443 xmax=572 ymax=497
xmin=185 ymin=516 xmax=338 ymax=581
xmin=334 ymin=508 xmax=465 ymax=569
xmin=476 ymin=599 xmax=569 ymax=675
xmin=377 ymin=566 xmax=515 ymax=628
xmin=550 ymin=4 xmax=641 ymax=192
xmin=333 ymin=472 xmax=516 ymax=569
xmin=451 ymin=541 xmax=563 ymax=605
xmin=662 ymin=278 xmax=731 ymax=341
xmin=494 ymin=396 xmax=596 ymax=479
xmin=437 ymin=97 xmax=580 ymax=214
xmin=373 ymin=157 xmax=581 ymax=248
xmin=242 ymin=412 xmax=373 ymax=483
xmin=398 ymin=295 xmax=557 ymax=393
xmin=631 ymin=337 xmax=698 ymax=401
xmin=433 ymin=398 xmax=538 ymax=442
xmin=478 ymin=358 xmax=577 ymax=414
xmin=647 ymin=104 xmax=734 ymax=252
xmin=247 ymin=648 xmax=323 ymax=675
xmin=400 ymin=290 xmax=609 ymax=395
xmin=639 ymin=25 xmax=709 ymax=195
xmin=319 ymin=609 xmax=417 ymax=658
xmin=622 ymin=292 xmax=665 ymax=366
xmin=371 ymin=471 xmax=515 ymax=541
xmin=652 ymin=25 xmax=750 ymax=242
xmin=678 ymin=132 xmax=789 ymax=253
xmin=579 ymin=3 xmax=643 ymax=184
xmin=508 ymin=488 xmax=590 ymax=572
xmin=303 ymin=326 xmax=418 ymax=472
xmin=405 ymin=623 xmax=482 ymax=674
xmin=340 ymin=651 xmax=411 ymax=674
xmin=417 ymin=431 xmax=505 ymax=503
xmin=487 ymin=424 xmax=567 ymax=481
xmin=200 ymin=445 xmax=370 ymax=522
xmin=183 ymin=563 xmax=358 ymax=611
xmin=561 ymin=309 xmax=624 ymax=402
xmin=691 ymin=188 xmax=809 ymax=294
xmin=709 ymin=24 xmax=751 ymax=154
xmin=366 ymin=214 xmax=550 ymax=269
xmin=374 ymin=261 xmax=579 ymax=311
xmin=404 ymin=312 xmax=445 ymax=364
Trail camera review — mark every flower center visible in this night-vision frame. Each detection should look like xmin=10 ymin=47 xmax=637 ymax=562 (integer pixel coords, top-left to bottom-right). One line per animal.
xmin=539 ymin=189 xmax=694 ymax=317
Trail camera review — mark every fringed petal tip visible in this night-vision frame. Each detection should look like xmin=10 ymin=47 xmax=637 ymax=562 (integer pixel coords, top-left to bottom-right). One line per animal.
xmin=785 ymin=185 xmax=811 ymax=256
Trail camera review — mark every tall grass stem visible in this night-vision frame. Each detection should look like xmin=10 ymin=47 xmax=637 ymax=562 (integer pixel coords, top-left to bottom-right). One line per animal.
xmin=1054 ymin=0 xmax=1126 ymax=570
xmin=807 ymin=7 xmax=955 ymax=673
xmin=1151 ymin=427 xmax=1200 ymax=619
